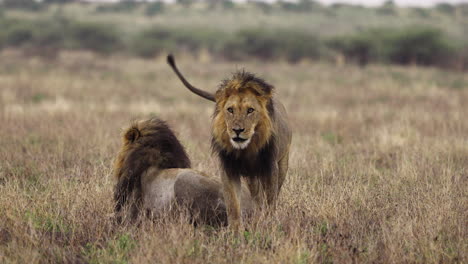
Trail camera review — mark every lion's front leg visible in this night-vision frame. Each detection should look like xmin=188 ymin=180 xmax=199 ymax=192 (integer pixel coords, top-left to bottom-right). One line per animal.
xmin=263 ymin=163 xmax=279 ymax=209
xmin=278 ymin=150 xmax=289 ymax=193
xmin=221 ymin=171 xmax=242 ymax=232
xmin=246 ymin=178 xmax=263 ymax=207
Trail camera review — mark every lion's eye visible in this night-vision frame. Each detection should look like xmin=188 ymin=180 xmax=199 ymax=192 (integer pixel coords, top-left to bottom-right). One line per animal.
xmin=227 ymin=107 xmax=233 ymax=113
xmin=247 ymin=108 xmax=255 ymax=114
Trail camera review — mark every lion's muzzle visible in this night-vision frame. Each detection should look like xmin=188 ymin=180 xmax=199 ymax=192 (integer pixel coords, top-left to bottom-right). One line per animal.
xmin=230 ymin=136 xmax=251 ymax=150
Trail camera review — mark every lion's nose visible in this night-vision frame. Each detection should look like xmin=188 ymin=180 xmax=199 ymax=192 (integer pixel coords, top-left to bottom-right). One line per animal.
xmin=232 ymin=128 xmax=245 ymax=136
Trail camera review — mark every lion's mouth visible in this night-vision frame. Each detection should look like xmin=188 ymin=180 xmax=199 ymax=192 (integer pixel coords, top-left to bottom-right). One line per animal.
xmin=232 ymin=137 xmax=247 ymax=143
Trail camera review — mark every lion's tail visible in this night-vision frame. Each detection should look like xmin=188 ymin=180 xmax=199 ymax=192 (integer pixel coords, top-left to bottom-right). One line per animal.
xmin=113 ymin=118 xmax=191 ymax=219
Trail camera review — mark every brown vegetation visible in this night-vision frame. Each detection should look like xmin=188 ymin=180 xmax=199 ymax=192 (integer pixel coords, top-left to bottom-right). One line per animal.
xmin=0 ymin=51 xmax=466 ymax=263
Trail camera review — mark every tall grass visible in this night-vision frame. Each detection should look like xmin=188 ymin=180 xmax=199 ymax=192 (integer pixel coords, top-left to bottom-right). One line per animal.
xmin=0 ymin=52 xmax=466 ymax=263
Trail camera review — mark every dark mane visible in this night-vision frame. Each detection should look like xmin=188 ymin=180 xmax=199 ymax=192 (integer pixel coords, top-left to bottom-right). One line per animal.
xmin=218 ymin=70 xmax=274 ymax=97
xmin=212 ymin=136 xmax=276 ymax=181
xmin=212 ymin=71 xmax=277 ymax=181
xmin=114 ymin=118 xmax=191 ymax=217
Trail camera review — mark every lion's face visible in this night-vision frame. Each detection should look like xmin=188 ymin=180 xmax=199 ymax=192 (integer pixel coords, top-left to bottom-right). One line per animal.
xmin=213 ymin=88 xmax=273 ymax=153
xmin=223 ymin=91 xmax=262 ymax=149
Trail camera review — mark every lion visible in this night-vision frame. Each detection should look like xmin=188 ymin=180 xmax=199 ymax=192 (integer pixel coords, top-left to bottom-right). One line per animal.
xmin=167 ymin=55 xmax=292 ymax=230
xmin=113 ymin=118 xmax=253 ymax=225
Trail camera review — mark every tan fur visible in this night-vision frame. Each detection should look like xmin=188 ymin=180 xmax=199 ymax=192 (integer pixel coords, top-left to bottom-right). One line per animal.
xmin=213 ymin=78 xmax=292 ymax=230
xmin=213 ymin=89 xmax=273 ymax=154
xmin=113 ymin=118 xmax=253 ymax=225
xmin=167 ymin=56 xmax=292 ymax=230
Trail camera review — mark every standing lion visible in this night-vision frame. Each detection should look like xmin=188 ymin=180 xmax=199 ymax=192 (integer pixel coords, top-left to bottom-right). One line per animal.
xmin=167 ymin=55 xmax=292 ymax=230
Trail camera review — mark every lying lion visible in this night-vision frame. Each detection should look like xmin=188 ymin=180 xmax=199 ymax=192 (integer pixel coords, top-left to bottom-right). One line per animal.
xmin=113 ymin=118 xmax=253 ymax=226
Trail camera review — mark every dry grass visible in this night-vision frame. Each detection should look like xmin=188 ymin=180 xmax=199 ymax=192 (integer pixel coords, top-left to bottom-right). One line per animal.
xmin=0 ymin=51 xmax=466 ymax=263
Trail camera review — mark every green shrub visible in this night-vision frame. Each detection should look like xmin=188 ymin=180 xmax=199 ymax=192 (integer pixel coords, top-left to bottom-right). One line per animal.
xmin=386 ymin=27 xmax=455 ymax=66
xmin=95 ymin=1 xmax=139 ymax=13
xmin=223 ymin=29 xmax=323 ymax=62
xmin=223 ymin=29 xmax=282 ymax=61
xmin=177 ymin=0 xmax=194 ymax=7
xmin=410 ymin=7 xmax=431 ymax=18
xmin=251 ymin=1 xmax=273 ymax=14
xmin=221 ymin=0 xmax=235 ymax=10
xmin=435 ymin=3 xmax=455 ymax=15
xmin=145 ymin=2 xmax=165 ymax=17
xmin=277 ymin=0 xmax=320 ymax=13
xmin=376 ymin=0 xmax=397 ymax=16
xmin=68 ymin=22 xmax=121 ymax=55
xmin=0 ymin=18 xmax=121 ymax=56
xmin=43 ymin=0 xmax=74 ymax=4
xmin=33 ymin=23 xmax=65 ymax=50
xmin=1 ymin=0 xmax=42 ymax=11
xmin=277 ymin=1 xmax=300 ymax=12
xmin=2 ymin=23 xmax=35 ymax=47
xmin=0 ymin=18 xmax=66 ymax=57
xmin=132 ymin=27 xmax=224 ymax=58
xmin=281 ymin=31 xmax=324 ymax=62
xmin=327 ymin=31 xmax=383 ymax=66
xmin=327 ymin=27 xmax=456 ymax=67
xmin=132 ymin=28 xmax=175 ymax=58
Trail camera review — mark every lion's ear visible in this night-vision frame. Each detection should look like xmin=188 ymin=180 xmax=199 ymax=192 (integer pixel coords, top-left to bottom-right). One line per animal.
xmin=124 ymin=127 xmax=140 ymax=143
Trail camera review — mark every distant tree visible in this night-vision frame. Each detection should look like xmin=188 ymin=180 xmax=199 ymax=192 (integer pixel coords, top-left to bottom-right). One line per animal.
xmin=297 ymin=0 xmax=321 ymax=11
xmin=410 ymin=7 xmax=431 ymax=18
xmin=207 ymin=0 xmax=235 ymax=10
xmin=43 ymin=0 xmax=76 ymax=3
xmin=435 ymin=3 xmax=455 ymax=15
xmin=177 ymin=0 xmax=194 ymax=7
xmin=377 ymin=0 xmax=397 ymax=15
xmin=145 ymin=1 xmax=165 ymax=17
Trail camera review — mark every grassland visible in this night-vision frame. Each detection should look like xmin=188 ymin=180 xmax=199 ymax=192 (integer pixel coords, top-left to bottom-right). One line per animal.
xmin=0 ymin=51 xmax=467 ymax=263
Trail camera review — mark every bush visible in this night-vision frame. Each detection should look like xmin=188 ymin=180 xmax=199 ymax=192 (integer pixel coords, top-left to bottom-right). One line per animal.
xmin=33 ymin=23 xmax=66 ymax=50
xmin=410 ymin=7 xmax=431 ymax=18
xmin=277 ymin=1 xmax=300 ymax=12
xmin=132 ymin=28 xmax=174 ymax=58
xmin=95 ymin=1 xmax=139 ymax=13
xmin=386 ymin=27 xmax=455 ymax=66
xmin=145 ymin=2 xmax=165 ymax=17
xmin=43 ymin=0 xmax=74 ymax=3
xmin=1 ymin=0 xmax=42 ymax=11
xmin=327 ymin=31 xmax=383 ymax=66
xmin=376 ymin=0 xmax=397 ymax=15
xmin=223 ymin=29 xmax=323 ymax=62
xmin=132 ymin=27 xmax=224 ymax=58
xmin=221 ymin=0 xmax=235 ymax=10
xmin=0 ymin=18 xmax=66 ymax=57
xmin=435 ymin=3 xmax=455 ymax=15
xmin=0 ymin=18 xmax=121 ymax=56
xmin=1 ymin=21 xmax=35 ymax=46
xmin=250 ymin=1 xmax=273 ymax=14
xmin=327 ymin=27 xmax=457 ymax=67
xmin=68 ymin=22 xmax=121 ymax=55
xmin=277 ymin=0 xmax=320 ymax=13
xmin=176 ymin=0 xmax=194 ymax=7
